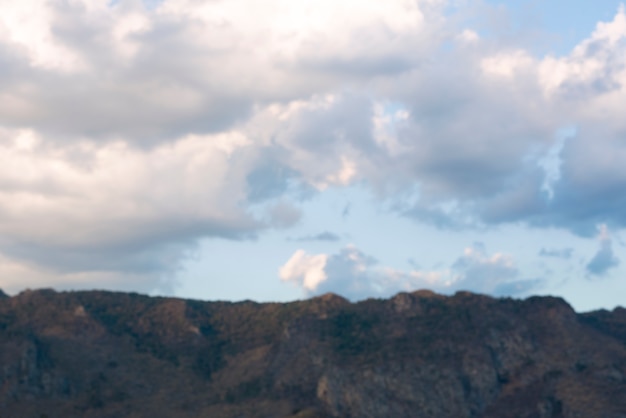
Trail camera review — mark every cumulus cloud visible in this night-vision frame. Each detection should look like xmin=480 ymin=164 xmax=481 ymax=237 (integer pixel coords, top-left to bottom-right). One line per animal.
xmin=280 ymin=244 xmax=542 ymax=300
xmin=0 ymin=0 xmax=444 ymax=292
xmin=502 ymin=7 xmax=626 ymax=235
xmin=0 ymin=0 xmax=444 ymax=141
xmin=390 ymin=6 xmax=626 ymax=237
xmin=0 ymin=127 xmax=263 ymax=293
xmin=279 ymin=249 xmax=328 ymax=292
xmin=1 ymin=0 xmax=626 ymax=294
xmin=280 ymin=246 xmax=384 ymax=300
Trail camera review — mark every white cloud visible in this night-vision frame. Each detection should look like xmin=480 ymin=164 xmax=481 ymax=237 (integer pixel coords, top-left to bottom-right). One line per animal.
xmin=0 ymin=0 xmax=86 ymax=71
xmin=0 ymin=126 xmax=263 ymax=291
xmin=538 ymin=6 xmax=626 ymax=98
xmin=279 ymin=249 xmax=328 ymax=291
xmin=481 ymin=50 xmax=535 ymax=78
xmin=0 ymin=128 xmax=255 ymax=246
xmin=457 ymin=29 xmax=479 ymax=43
xmin=279 ymin=244 xmax=540 ymax=300
xmin=158 ymin=0 xmax=436 ymax=62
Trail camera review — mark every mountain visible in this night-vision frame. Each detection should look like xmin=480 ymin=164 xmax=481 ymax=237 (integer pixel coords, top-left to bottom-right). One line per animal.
xmin=0 ymin=288 xmax=625 ymax=417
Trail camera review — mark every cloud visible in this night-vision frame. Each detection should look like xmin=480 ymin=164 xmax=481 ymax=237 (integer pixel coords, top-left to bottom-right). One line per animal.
xmin=445 ymin=242 xmax=544 ymax=297
xmin=279 ymin=249 xmax=328 ymax=291
xmin=539 ymin=248 xmax=574 ymax=259
xmin=246 ymin=163 xmax=298 ymax=203
xmin=0 ymin=0 xmax=443 ymax=142
xmin=0 ymin=128 xmax=264 ymax=293
xmin=494 ymin=7 xmax=626 ymax=235
xmin=387 ymin=6 xmax=626 ymax=237
xmin=451 ymin=243 xmax=521 ymax=294
xmin=0 ymin=252 xmax=181 ymax=295
xmin=586 ymin=225 xmax=620 ymax=276
xmin=0 ymin=0 xmax=441 ymax=292
xmin=281 ymin=245 xmax=384 ymax=300
xmin=279 ymin=243 xmax=542 ymax=300
xmin=292 ymin=231 xmax=341 ymax=242
xmin=265 ymin=201 xmax=302 ymax=229
xmin=1 ymin=0 xmax=626 ymax=294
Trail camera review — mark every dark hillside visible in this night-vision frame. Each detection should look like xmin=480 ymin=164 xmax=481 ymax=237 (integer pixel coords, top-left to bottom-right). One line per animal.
xmin=0 ymin=289 xmax=625 ymax=417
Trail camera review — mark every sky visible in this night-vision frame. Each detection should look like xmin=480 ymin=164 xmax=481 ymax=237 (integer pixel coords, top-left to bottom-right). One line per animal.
xmin=0 ymin=0 xmax=625 ymax=312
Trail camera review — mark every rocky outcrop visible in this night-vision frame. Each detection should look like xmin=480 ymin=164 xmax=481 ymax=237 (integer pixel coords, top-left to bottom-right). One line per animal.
xmin=0 ymin=289 xmax=625 ymax=417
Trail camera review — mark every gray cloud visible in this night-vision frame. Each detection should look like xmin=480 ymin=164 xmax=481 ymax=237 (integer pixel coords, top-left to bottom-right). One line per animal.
xmin=526 ymin=130 xmax=626 ymax=236
xmin=266 ymin=202 xmax=302 ymax=229
xmin=371 ymin=8 xmax=626 ymax=240
xmin=587 ymin=239 xmax=620 ymax=277
xmin=539 ymin=248 xmax=574 ymax=259
xmin=292 ymin=232 xmax=341 ymax=242
xmin=246 ymin=162 xmax=299 ymax=203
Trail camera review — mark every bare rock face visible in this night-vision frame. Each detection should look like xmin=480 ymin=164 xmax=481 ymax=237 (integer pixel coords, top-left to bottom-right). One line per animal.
xmin=0 ymin=289 xmax=625 ymax=417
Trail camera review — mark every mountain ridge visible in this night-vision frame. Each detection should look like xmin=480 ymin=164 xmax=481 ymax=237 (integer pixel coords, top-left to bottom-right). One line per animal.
xmin=0 ymin=288 xmax=625 ymax=417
